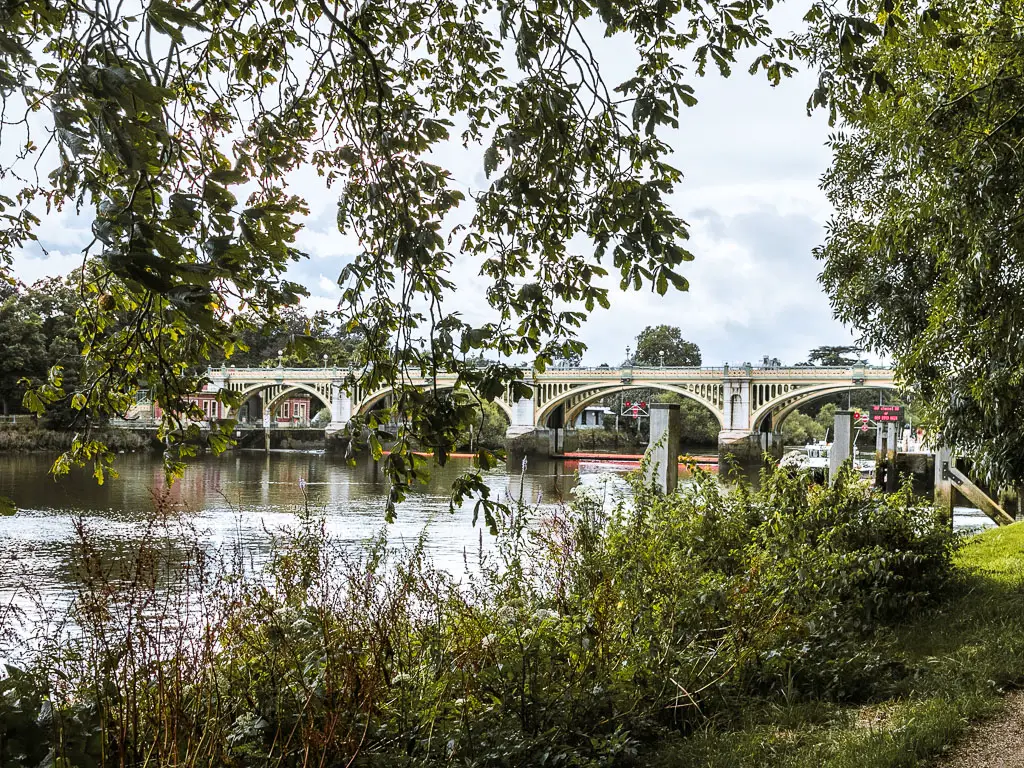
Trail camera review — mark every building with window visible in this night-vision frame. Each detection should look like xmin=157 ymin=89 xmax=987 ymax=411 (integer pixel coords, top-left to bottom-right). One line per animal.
xmin=153 ymin=387 xmax=316 ymax=426
xmin=573 ymin=405 xmax=613 ymax=429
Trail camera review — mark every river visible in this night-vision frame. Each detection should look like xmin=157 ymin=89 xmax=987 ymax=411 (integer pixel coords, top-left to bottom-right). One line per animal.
xmin=0 ymin=450 xmax=636 ymax=612
xmin=0 ymin=450 xmax=994 ymax=626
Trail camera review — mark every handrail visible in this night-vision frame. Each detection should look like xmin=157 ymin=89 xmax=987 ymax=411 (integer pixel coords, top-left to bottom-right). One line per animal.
xmin=207 ymin=365 xmax=893 ymax=377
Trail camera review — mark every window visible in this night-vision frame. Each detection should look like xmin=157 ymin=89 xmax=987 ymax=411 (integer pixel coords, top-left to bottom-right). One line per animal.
xmin=282 ymin=403 xmax=289 ymax=419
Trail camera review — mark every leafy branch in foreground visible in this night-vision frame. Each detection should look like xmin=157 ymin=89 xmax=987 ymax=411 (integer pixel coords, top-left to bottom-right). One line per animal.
xmin=0 ymin=0 xmax=891 ymax=501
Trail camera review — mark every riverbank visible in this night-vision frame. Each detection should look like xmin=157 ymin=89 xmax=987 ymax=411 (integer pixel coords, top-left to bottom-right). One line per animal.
xmin=651 ymin=520 xmax=1024 ymax=767
xmin=0 ymin=423 xmax=151 ymax=452
xmin=0 ymin=465 xmax=975 ymax=767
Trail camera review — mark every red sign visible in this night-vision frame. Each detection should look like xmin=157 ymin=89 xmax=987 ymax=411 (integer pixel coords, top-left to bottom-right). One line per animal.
xmin=870 ymin=405 xmax=903 ymax=423
xmin=861 ymin=424 xmax=869 ymax=432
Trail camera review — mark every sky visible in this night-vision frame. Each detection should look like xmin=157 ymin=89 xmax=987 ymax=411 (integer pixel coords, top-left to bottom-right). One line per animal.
xmin=9 ymin=9 xmax=865 ymax=369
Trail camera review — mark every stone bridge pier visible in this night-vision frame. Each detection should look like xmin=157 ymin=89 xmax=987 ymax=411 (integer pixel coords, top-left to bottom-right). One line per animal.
xmin=326 ymin=382 xmax=352 ymax=435
xmin=718 ymin=375 xmax=764 ymax=464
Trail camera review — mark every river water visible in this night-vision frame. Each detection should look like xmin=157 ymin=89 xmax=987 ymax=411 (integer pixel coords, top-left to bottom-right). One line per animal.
xmin=0 ymin=450 xmax=995 ymax=626
xmin=0 ymin=451 xmax=637 ymax=613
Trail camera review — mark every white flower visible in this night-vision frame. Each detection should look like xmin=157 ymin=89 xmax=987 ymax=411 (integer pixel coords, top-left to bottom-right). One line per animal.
xmin=533 ymin=608 xmax=559 ymax=623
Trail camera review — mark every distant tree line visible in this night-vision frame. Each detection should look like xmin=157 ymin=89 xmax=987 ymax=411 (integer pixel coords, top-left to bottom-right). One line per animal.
xmin=0 ymin=278 xmax=82 ymax=424
xmin=0 ymin=276 xmax=363 ymax=426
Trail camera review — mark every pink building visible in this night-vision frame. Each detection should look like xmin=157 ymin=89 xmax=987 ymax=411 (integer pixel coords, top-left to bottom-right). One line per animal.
xmin=154 ymin=390 xmax=315 ymax=426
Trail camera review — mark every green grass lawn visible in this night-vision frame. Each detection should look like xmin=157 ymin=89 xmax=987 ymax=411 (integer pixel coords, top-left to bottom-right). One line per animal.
xmin=652 ymin=522 xmax=1024 ymax=768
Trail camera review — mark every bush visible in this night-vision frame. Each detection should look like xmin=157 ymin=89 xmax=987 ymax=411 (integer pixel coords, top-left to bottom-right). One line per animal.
xmin=0 ymin=465 xmax=958 ymax=767
xmin=455 ymin=401 xmax=509 ymax=450
xmin=0 ymin=424 xmax=148 ymax=452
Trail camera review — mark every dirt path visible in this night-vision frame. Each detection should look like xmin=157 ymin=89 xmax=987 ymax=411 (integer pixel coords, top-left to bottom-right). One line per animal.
xmin=934 ymin=691 xmax=1024 ymax=767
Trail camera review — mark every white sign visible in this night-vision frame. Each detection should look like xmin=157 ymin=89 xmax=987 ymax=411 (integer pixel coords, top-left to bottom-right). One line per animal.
xmin=263 ymin=413 xmax=271 ymax=429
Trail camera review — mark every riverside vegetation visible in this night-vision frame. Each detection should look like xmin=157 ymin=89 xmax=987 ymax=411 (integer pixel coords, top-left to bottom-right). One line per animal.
xmin=4 ymin=463 xmax=1016 ymax=767
xmin=0 ymin=422 xmax=149 ymax=453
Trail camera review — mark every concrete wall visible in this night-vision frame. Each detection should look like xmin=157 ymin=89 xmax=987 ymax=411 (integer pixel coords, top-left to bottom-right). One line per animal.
xmin=718 ymin=432 xmax=764 ymax=466
xmin=645 ymin=403 xmax=680 ymax=493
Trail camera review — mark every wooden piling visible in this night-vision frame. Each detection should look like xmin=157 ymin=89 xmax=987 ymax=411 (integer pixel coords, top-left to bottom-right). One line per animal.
xmin=934 ymin=447 xmax=953 ymax=526
xmin=829 ymin=411 xmax=854 ymax=482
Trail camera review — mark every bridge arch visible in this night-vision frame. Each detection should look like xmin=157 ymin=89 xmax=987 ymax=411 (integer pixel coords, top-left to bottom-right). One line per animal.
xmin=751 ymin=382 xmax=901 ymax=432
xmin=536 ymin=382 xmax=725 ymax=429
xmin=355 ymin=386 xmax=399 ymax=417
xmin=225 ymin=382 xmax=332 ymax=419
xmin=354 ymin=384 xmax=515 ymax=421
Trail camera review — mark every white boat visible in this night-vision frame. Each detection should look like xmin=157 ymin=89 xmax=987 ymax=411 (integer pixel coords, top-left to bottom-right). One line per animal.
xmin=779 ymin=441 xmax=828 ymax=474
xmin=780 ymin=440 xmax=875 ymax=480
xmin=804 ymin=440 xmax=830 ymax=470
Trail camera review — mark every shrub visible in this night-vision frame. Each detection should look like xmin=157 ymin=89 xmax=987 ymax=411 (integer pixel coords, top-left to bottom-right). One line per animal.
xmin=0 ymin=425 xmax=148 ymax=452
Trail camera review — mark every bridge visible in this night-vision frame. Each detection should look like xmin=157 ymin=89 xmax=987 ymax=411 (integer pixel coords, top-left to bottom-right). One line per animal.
xmin=185 ymin=362 xmax=897 ymax=460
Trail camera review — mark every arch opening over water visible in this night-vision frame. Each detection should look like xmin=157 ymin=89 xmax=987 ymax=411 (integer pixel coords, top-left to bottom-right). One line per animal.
xmin=753 ymin=384 xmax=902 ymax=434
xmin=537 ymin=383 xmax=726 ymax=436
xmin=229 ymin=382 xmax=332 ymax=424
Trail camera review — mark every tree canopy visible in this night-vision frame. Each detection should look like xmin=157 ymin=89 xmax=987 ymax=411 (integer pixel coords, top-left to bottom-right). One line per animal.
xmin=0 ymin=283 xmax=47 ymax=416
xmin=634 ymin=325 xmax=702 ymax=367
xmin=220 ymin=308 xmax=364 ymax=369
xmin=806 ymin=345 xmax=862 ymax=367
xmin=0 ymin=0 xmax=814 ymax=499
xmin=812 ymin=0 xmax=1024 ymax=486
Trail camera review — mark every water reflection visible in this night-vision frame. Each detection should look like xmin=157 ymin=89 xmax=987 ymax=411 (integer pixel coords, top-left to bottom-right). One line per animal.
xmin=0 ymin=451 xmax=631 ymax=607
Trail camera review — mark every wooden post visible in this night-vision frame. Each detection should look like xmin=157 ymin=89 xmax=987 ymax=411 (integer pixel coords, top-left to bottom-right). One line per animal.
xmin=263 ymin=404 xmax=271 ymax=453
xmin=885 ymin=423 xmax=899 ymax=493
xmin=934 ymin=446 xmax=953 ymax=527
xmin=645 ymin=403 xmax=680 ymax=494
xmin=878 ymin=428 xmax=889 ymax=490
xmin=947 ymin=464 xmax=1015 ymax=526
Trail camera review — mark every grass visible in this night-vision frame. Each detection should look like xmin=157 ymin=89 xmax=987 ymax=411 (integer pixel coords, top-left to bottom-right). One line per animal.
xmin=651 ymin=521 xmax=1024 ymax=767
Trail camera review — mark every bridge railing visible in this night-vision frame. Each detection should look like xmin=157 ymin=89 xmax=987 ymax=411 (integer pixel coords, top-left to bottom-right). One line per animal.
xmin=209 ymin=368 xmax=350 ymax=376
xmin=206 ymin=364 xmax=893 ymax=379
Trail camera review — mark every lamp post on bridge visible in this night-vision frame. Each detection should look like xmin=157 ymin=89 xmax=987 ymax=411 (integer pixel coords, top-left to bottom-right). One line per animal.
xmin=277 ymin=350 xmax=283 ymax=368
xmin=323 ymin=353 xmax=329 ymax=369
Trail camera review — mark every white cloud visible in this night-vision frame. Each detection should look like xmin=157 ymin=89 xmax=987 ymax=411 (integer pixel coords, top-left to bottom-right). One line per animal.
xmin=12 ymin=247 xmax=84 ymax=286
xmin=316 ymin=274 xmax=340 ymax=296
